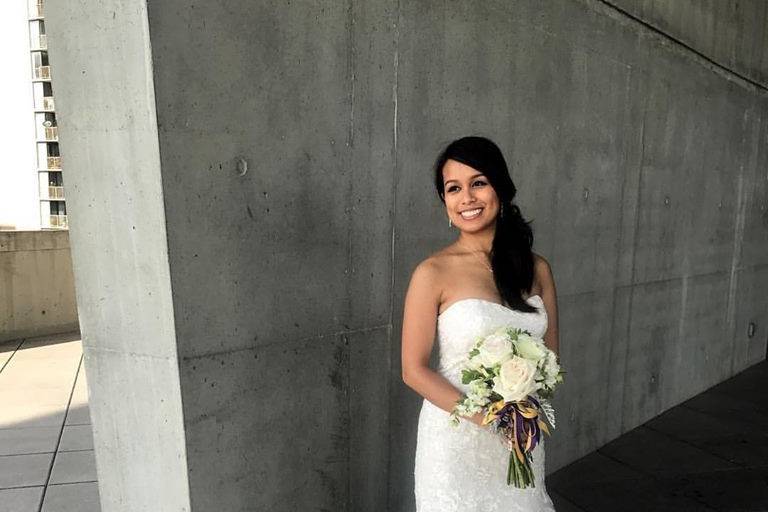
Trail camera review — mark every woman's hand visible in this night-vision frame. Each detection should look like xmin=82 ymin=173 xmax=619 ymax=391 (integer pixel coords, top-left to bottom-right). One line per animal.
xmin=469 ymin=410 xmax=489 ymax=428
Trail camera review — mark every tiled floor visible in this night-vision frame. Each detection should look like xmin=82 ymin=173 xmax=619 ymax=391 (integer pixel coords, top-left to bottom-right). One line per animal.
xmin=546 ymin=360 xmax=768 ymax=512
xmin=0 ymin=333 xmax=101 ymax=512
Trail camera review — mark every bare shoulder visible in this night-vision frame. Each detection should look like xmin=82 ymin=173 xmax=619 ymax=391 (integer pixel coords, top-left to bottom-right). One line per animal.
xmin=532 ymin=252 xmax=555 ymax=289
xmin=420 ymin=244 xmax=458 ymax=274
xmin=408 ymin=253 xmax=440 ymax=291
xmin=407 ymin=246 xmax=456 ymax=297
xmin=411 ymin=254 xmax=440 ymax=281
xmin=533 ymin=252 xmax=551 ymax=273
xmin=403 ymin=253 xmax=446 ymax=319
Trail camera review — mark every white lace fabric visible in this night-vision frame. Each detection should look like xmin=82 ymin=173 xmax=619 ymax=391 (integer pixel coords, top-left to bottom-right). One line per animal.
xmin=414 ymin=296 xmax=557 ymax=511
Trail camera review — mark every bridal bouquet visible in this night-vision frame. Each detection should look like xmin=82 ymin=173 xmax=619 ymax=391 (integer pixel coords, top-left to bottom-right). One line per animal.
xmin=449 ymin=326 xmax=564 ymax=488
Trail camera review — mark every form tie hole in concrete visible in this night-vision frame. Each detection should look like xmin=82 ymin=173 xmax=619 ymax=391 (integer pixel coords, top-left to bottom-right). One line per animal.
xmin=237 ymin=157 xmax=248 ymax=177
xmin=747 ymin=322 xmax=756 ymax=338
xmin=664 ymin=196 xmax=670 ymax=206
xmin=582 ymin=187 xmax=589 ymax=201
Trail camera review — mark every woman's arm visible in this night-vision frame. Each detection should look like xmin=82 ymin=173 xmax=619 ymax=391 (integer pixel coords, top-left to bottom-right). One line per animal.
xmin=535 ymin=254 xmax=560 ymax=358
xmin=401 ymin=259 xmax=486 ymax=426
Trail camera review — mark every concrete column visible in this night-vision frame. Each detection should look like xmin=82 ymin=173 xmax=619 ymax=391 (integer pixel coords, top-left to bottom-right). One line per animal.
xmin=43 ymin=2 xmax=191 ymax=510
xmin=45 ymin=0 xmax=395 ymax=510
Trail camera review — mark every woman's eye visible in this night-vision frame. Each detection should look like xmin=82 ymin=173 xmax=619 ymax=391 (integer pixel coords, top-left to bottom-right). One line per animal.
xmin=472 ymin=180 xmax=487 ymax=187
xmin=447 ymin=186 xmax=459 ymax=193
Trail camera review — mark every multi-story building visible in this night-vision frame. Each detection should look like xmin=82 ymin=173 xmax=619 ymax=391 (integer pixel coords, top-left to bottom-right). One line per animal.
xmin=28 ymin=0 xmax=67 ymax=229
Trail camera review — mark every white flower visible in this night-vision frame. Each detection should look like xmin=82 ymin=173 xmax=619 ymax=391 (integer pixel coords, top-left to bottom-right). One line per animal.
xmin=514 ymin=334 xmax=547 ymax=363
xmin=492 ymin=356 xmax=538 ymax=402
xmin=541 ymin=350 xmax=560 ymax=388
xmin=472 ymin=331 xmax=514 ymax=368
xmin=466 ymin=378 xmax=492 ymax=405
xmin=466 ymin=354 xmax=484 ymax=371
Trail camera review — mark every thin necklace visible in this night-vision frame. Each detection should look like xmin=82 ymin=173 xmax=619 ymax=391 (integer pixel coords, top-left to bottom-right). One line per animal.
xmin=458 ymin=240 xmax=493 ymax=274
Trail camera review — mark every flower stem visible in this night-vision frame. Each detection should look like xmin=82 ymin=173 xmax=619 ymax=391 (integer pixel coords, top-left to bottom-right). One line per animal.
xmin=507 ymin=451 xmax=536 ymax=488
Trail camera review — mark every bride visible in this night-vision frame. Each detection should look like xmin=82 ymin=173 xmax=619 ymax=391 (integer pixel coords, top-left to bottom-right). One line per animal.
xmin=401 ymin=136 xmax=560 ymax=511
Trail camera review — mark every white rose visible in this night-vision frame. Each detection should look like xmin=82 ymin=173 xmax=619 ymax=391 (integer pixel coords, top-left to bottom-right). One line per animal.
xmin=473 ymin=331 xmax=514 ymax=368
xmin=492 ymin=356 xmax=538 ymax=402
xmin=514 ymin=334 xmax=547 ymax=363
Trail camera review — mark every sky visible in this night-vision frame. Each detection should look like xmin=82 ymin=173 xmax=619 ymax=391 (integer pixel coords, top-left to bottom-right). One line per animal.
xmin=0 ymin=0 xmax=40 ymax=230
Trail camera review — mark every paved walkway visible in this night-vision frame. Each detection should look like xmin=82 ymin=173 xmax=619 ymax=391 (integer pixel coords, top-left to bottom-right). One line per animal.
xmin=2 ymin=332 xmax=765 ymax=511
xmin=547 ymin=359 xmax=768 ymax=512
xmin=0 ymin=333 xmax=100 ymax=512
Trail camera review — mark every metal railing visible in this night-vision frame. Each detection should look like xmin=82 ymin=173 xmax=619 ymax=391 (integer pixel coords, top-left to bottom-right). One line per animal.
xmin=46 ymin=156 xmax=61 ymax=169
xmin=42 ymin=97 xmax=55 ymax=110
xmin=36 ymin=34 xmax=47 ymax=50
xmin=31 ymin=3 xmax=43 ymax=18
xmin=43 ymin=126 xmax=58 ymax=141
xmin=49 ymin=214 xmax=68 ymax=229
xmin=48 ymin=186 xmax=65 ymax=200
xmin=33 ymin=66 xmax=50 ymax=80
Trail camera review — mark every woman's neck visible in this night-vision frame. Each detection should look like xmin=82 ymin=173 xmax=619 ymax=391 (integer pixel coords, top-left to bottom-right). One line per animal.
xmin=457 ymin=227 xmax=495 ymax=253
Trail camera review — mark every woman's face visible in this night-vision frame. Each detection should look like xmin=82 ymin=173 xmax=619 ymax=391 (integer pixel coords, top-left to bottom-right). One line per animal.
xmin=441 ymin=158 xmax=500 ymax=233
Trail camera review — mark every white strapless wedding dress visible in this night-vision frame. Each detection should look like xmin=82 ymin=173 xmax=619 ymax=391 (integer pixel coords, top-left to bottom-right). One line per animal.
xmin=414 ymin=295 xmax=557 ymax=511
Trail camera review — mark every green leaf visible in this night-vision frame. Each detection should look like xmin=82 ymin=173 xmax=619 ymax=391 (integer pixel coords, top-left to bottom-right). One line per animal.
xmin=461 ymin=369 xmax=483 ymax=384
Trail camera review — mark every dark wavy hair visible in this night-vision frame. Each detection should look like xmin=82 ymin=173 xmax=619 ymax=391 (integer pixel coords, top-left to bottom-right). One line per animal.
xmin=433 ymin=136 xmax=537 ymax=313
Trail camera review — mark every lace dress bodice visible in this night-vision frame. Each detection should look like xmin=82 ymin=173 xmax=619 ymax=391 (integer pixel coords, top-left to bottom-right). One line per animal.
xmin=414 ymin=295 xmax=557 ymax=511
xmin=436 ymin=296 xmax=549 ymax=391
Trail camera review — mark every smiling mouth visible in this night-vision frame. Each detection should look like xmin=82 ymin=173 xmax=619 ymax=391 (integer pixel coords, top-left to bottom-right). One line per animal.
xmin=460 ymin=208 xmax=483 ymax=219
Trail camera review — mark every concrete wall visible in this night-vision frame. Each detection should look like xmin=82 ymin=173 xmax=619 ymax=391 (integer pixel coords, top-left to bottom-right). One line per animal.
xmin=43 ymin=0 xmax=768 ymax=510
xmin=608 ymin=0 xmax=768 ymax=87
xmin=0 ymin=231 xmax=79 ymax=342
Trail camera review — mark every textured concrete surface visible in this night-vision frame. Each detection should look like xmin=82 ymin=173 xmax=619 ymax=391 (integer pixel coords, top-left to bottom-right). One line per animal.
xmin=607 ymin=0 xmax=768 ymax=88
xmin=42 ymin=0 xmax=768 ymax=510
xmin=39 ymin=1 xmax=192 ymax=510
xmin=0 ymin=232 xmax=79 ymax=343
xmin=0 ymin=335 xmax=101 ymax=512
xmin=547 ymin=360 xmax=768 ymax=512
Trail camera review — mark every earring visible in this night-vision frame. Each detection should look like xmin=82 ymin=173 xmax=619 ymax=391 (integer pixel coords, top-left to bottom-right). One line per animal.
xmin=500 ymin=202 xmax=505 ymax=219
xmin=448 ymin=218 xmax=452 ymax=227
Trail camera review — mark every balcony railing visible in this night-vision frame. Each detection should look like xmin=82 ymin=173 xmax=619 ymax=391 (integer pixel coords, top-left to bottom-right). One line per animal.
xmin=46 ymin=156 xmax=61 ymax=169
xmin=49 ymin=214 xmax=68 ymax=229
xmin=33 ymin=66 xmax=50 ymax=80
xmin=36 ymin=34 xmax=47 ymax=50
xmin=42 ymin=97 xmax=54 ymax=110
xmin=48 ymin=186 xmax=65 ymax=200
xmin=31 ymin=3 xmax=43 ymax=18
xmin=43 ymin=126 xmax=58 ymax=141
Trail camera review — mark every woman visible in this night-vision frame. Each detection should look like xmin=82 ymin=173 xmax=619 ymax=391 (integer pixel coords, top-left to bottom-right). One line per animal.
xmin=401 ymin=136 xmax=560 ymax=511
